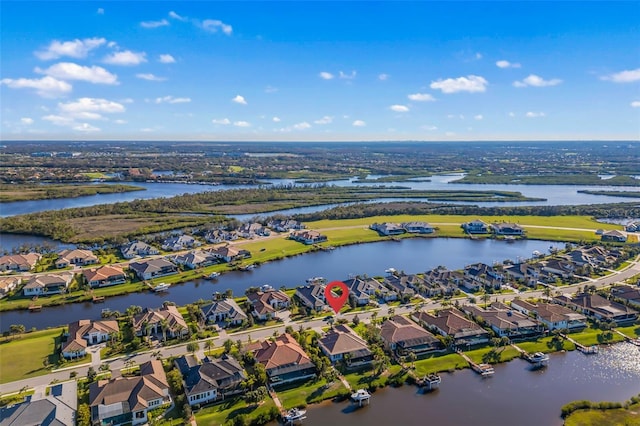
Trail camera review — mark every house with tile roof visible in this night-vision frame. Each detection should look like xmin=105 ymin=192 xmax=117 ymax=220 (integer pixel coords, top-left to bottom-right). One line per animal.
xmin=129 ymin=259 xmax=178 ymax=281
xmin=55 ymin=249 xmax=98 ymax=268
xmin=174 ymin=354 xmax=246 ymax=406
xmin=246 ymin=289 xmax=291 ymax=321
xmin=82 ymin=265 xmax=127 ymax=288
xmin=462 ymin=304 xmax=544 ymax=340
xmin=120 ymin=241 xmax=159 ymax=259
xmin=61 ymin=319 xmax=119 ymax=359
xmin=254 ymin=333 xmax=316 ymax=386
xmin=132 ymin=305 xmax=189 ymax=339
xmin=318 ymin=324 xmax=373 ymax=367
xmin=23 ymin=272 xmax=74 ymax=296
xmin=380 ymin=315 xmax=442 ymax=356
xmin=200 ymin=298 xmax=248 ymax=327
xmin=510 ymin=299 xmax=587 ymax=331
xmin=0 ymin=381 xmax=77 ymax=426
xmin=209 ymin=246 xmax=251 ymax=263
xmin=0 ymin=276 xmax=21 ymax=298
xmin=553 ymin=293 xmax=637 ymax=325
xmin=343 ymin=276 xmax=394 ymax=305
xmin=610 ymin=285 xmax=640 ymax=309
xmin=295 ymin=284 xmax=328 ymax=312
xmin=0 ymin=252 xmax=41 ymax=272
xmin=170 ymin=250 xmax=218 ymax=269
xmin=289 ymin=230 xmax=328 ymax=244
xmin=412 ymin=308 xmax=490 ymax=347
xmin=161 ymin=235 xmax=200 ymax=251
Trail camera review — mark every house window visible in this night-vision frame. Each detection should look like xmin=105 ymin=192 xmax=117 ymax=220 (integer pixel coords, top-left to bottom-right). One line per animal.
xmin=135 ymin=411 xmax=145 ymax=419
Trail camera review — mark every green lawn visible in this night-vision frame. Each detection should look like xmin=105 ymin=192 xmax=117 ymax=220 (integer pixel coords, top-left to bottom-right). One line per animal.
xmin=464 ymin=345 xmax=521 ymax=365
xmin=412 ymin=352 xmax=469 ymax=375
xmin=517 ymin=336 xmax=576 ymax=354
xmin=275 ymin=378 xmax=349 ymax=409
xmin=615 ymin=325 xmax=640 ymax=339
xmin=564 ymin=403 xmax=640 ymax=426
xmin=568 ymin=326 xmax=626 ymax=347
xmin=0 ymin=328 xmax=64 ymax=383
xmin=194 ymin=396 xmax=277 ymax=426
xmin=343 ymin=364 xmax=404 ymax=391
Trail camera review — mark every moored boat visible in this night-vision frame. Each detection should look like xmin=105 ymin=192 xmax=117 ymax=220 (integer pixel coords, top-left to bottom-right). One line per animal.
xmin=152 ymin=283 xmax=171 ymax=292
xmin=283 ymin=407 xmax=307 ymax=423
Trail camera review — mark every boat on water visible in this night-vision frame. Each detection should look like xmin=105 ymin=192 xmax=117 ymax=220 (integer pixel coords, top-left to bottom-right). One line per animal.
xmin=417 ymin=373 xmax=442 ymax=389
xmin=204 ymin=272 xmax=221 ymax=280
xmin=283 ymin=407 xmax=307 ymax=423
xmin=351 ymin=388 xmax=371 ymax=403
xmin=240 ymin=264 xmax=257 ymax=271
xmin=530 ymin=352 xmax=550 ymax=363
xmin=260 ymin=284 xmax=274 ymax=292
xmin=532 ymin=250 xmax=543 ymax=257
xmin=385 ymin=267 xmax=397 ymax=274
xmin=306 ymin=276 xmax=325 ymax=284
xmin=152 ymin=283 xmax=171 ymax=292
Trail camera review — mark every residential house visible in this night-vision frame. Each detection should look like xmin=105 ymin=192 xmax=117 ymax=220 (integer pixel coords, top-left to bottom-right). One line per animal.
xmin=562 ymin=250 xmax=599 ymax=268
xmin=175 ymin=354 xmax=246 ymax=406
xmin=89 ymin=360 xmax=171 ymax=426
xmin=380 ymin=315 xmax=442 ymax=356
xmin=510 ymin=299 xmax=587 ymax=331
xmin=402 ymin=221 xmax=434 ymax=234
xmin=343 ymin=276 xmax=394 ymax=305
xmin=132 ymin=305 xmax=189 ymax=339
xmin=461 ymin=219 xmax=489 ymax=234
xmin=625 ymin=221 xmax=639 ymax=232
xmin=553 ymin=293 xmax=638 ymax=325
xmin=464 ymin=263 xmax=504 ymax=289
xmin=0 ymin=381 xmax=77 ymax=426
xmin=129 ymin=259 xmax=178 ymax=281
xmin=463 ymin=305 xmax=544 ymax=340
xmin=204 ymin=229 xmax=238 ymax=244
xmin=0 ymin=252 xmax=41 ymax=272
xmin=611 ymin=285 xmax=640 ymax=309
xmin=23 ymin=272 xmax=74 ymax=296
xmin=318 ymin=324 xmax=373 ymax=367
xmin=490 ymin=223 xmax=525 ymax=236
xmin=539 ymin=258 xmax=575 ymax=279
xmin=254 ymin=333 xmax=316 ymax=385
xmin=382 ymin=273 xmax=417 ymax=298
xmin=161 ymin=235 xmax=200 ymax=251
xmin=55 ymin=249 xmax=98 ymax=268
xmin=289 ymin=230 xmax=328 ymax=245
xmin=503 ymin=263 xmax=541 ymax=287
xmin=82 ymin=265 xmax=127 ymax=288
xmin=171 ymin=250 xmax=218 ymax=269
xmin=120 ymin=241 xmax=159 ymax=259
xmin=0 ymin=276 xmax=21 ymax=298
xmin=267 ymin=219 xmax=305 ymax=232
xmin=209 ymin=246 xmax=251 ymax=263
xmin=238 ymin=222 xmax=270 ymax=239
xmin=295 ymin=284 xmax=327 ymax=311
xmin=422 ymin=267 xmax=463 ymax=297
xmin=246 ymin=289 xmax=291 ymax=321
xmin=369 ymin=223 xmax=405 ymax=236
xmin=200 ymin=298 xmax=248 ymax=327
xmin=412 ymin=308 xmax=490 ymax=347
xmin=61 ymin=319 xmax=119 ymax=359
xmin=601 ymin=230 xmax=627 ymax=243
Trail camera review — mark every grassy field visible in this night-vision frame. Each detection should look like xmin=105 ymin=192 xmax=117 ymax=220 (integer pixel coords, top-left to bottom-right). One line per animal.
xmin=0 ymin=328 xmax=64 ymax=384
xmin=275 ymin=378 xmax=349 ymax=409
xmin=564 ymin=403 xmax=640 ymax=426
xmin=516 ymin=336 xmax=576 ymax=354
xmin=568 ymin=326 xmax=627 ymax=347
xmin=412 ymin=352 xmax=469 ymax=375
xmin=615 ymin=325 xmax=640 ymax=339
xmin=343 ymin=364 xmax=404 ymax=390
xmin=464 ymin=346 xmax=521 ymax=364
xmin=194 ymin=396 xmax=277 ymax=426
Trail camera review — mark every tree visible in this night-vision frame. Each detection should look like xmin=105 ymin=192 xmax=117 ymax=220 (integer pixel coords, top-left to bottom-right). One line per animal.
xmin=406 ymin=351 xmax=417 ymax=369
xmin=9 ymin=324 xmax=25 ymax=338
xmin=159 ymin=319 xmax=169 ymax=342
xmin=187 ymin=341 xmax=199 ymax=354
xmin=352 ymin=314 xmax=361 ymax=326
xmin=204 ymin=339 xmax=214 ymax=354
xmin=371 ymin=311 xmax=378 ymax=325
xmin=77 ymin=403 xmax=91 ymax=426
xmin=87 ymin=366 xmax=97 ymax=382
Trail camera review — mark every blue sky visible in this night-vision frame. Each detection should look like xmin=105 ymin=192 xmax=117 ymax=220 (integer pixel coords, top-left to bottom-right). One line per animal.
xmin=1 ymin=1 xmax=639 ymax=141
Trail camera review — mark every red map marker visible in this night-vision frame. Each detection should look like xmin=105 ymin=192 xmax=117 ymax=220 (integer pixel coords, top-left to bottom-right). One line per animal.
xmin=325 ymin=280 xmax=349 ymax=314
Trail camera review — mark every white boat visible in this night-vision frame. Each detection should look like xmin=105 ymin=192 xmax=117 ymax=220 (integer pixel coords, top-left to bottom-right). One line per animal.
xmin=530 ymin=352 xmax=550 ymax=363
xmin=384 ymin=268 xmax=397 ymax=274
xmin=204 ymin=272 xmax=221 ymax=280
xmin=532 ymin=250 xmax=542 ymax=257
xmin=260 ymin=284 xmax=274 ymax=292
xmin=283 ymin=407 xmax=307 ymax=423
xmin=306 ymin=276 xmax=325 ymax=284
xmin=351 ymin=388 xmax=371 ymax=402
xmin=240 ymin=264 xmax=257 ymax=271
xmin=152 ymin=283 xmax=171 ymax=292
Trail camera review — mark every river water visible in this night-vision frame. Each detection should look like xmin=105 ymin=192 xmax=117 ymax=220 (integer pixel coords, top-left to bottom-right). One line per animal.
xmin=300 ymin=342 xmax=640 ymax=426
xmin=0 ymin=238 xmax=563 ymax=331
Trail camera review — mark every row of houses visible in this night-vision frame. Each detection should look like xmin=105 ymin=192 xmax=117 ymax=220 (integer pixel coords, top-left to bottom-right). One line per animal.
xmin=370 ymin=222 xmax=435 ymax=236
xmin=461 ymin=220 xmax=527 ymax=236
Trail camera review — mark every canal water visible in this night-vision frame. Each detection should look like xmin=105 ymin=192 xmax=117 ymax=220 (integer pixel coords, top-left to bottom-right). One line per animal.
xmin=300 ymin=342 xmax=640 ymax=426
xmin=0 ymin=238 xmax=563 ymax=331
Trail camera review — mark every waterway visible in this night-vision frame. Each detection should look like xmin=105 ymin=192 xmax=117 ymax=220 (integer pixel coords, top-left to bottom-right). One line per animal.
xmin=0 ymin=238 xmax=563 ymax=331
xmin=301 ymin=342 xmax=640 ymax=426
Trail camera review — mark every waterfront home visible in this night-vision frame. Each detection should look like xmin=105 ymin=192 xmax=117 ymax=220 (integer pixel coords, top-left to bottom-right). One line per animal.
xmin=170 ymin=250 xmax=218 ymax=269
xmin=129 ymin=259 xmax=178 ymax=281
xmin=82 ymin=265 xmax=127 ymax=288
xmin=503 ymin=263 xmax=541 ymax=288
xmin=0 ymin=381 xmax=77 ymax=426
xmin=625 ymin=221 xmax=639 ymax=232
xmin=412 ymin=308 xmax=490 ymax=347
xmin=539 ymin=258 xmax=575 ymax=279
xmin=402 ymin=221 xmax=435 ymax=234
xmin=382 ymin=273 xmax=417 ymax=298
xmin=319 ymin=324 xmax=374 ymax=367
xmin=380 ymin=315 xmax=442 ymax=356
xmin=601 ymin=230 xmax=627 ymax=243
xmin=581 ymin=245 xmax=619 ymax=265
xmin=464 ymin=263 xmax=504 ymax=289
xmin=254 ymin=333 xmax=316 ymax=385
xmin=510 ymin=299 xmax=587 ymax=331
xmin=200 ymin=298 xmax=248 ymax=327
xmin=175 ymin=354 xmax=246 ymax=406
xmin=610 ymin=285 xmax=640 ymax=309
xmin=55 ymin=249 xmax=98 ymax=268
xmin=289 ymin=229 xmax=328 ymax=245
xmin=422 ymin=267 xmax=463 ymax=297
xmin=120 ymin=241 xmax=159 ymax=259
xmin=89 ymin=360 xmax=171 ymax=426
xmin=561 ymin=250 xmax=600 ymax=268
xmin=463 ymin=304 xmax=544 ymax=340
xmin=490 ymin=222 xmax=525 ymax=236
xmin=246 ymin=289 xmax=291 ymax=320
xmin=343 ymin=276 xmax=394 ymax=305
xmin=295 ymin=284 xmax=327 ymax=311
xmin=204 ymin=229 xmax=238 ymax=244
xmin=461 ymin=219 xmax=490 ymax=234
xmin=0 ymin=252 xmax=41 ymax=272
xmin=132 ymin=305 xmax=189 ymax=339
xmin=267 ymin=218 xmax=305 ymax=232
xmin=553 ymin=293 xmax=638 ymax=325
xmin=161 ymin=235 xmax=201 ymax=251
xmin=23 ymin=272 xmax=74 ymax=296
xmin=238 ymin=222 xmax=270 ymax=239
xmin=61 ymin=319 xmax=119 ymax=359
xmin=0 ymin=276 xmax=21 ymax=298
xmin=369 ymin=222 xmax=406 ymax=236
xmin=209 ymin=246 xmax=251 ymax=263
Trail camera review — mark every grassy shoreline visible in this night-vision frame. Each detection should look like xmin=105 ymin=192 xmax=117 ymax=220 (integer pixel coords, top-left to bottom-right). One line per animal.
xmin=0 ymin=183 xmax=146 ymax=202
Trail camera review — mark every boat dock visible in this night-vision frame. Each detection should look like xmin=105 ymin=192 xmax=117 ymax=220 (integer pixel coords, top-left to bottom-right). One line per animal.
xmin=456 ymin=350 xmax=494 ymax=377
xmin=561 ymin=334 xmax=599 ymax=355
xmin=416 ymin=373 xmax=442 ymax=390
xmin=613 ymin=329 xmax=640 ymax=346
xmin=511 ymin=344 xmax=549 ymax=368
xmin=351 ymin=389 xmax=371 ymax=406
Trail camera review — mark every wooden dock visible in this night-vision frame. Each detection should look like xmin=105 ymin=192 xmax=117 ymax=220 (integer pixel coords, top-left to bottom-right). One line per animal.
xmin=613 ymin=329 xmax=640 ymax=347
xmin=28 ymin=304 xmax=42 ymax=312
xmin=561 ymin=334 xmax=599 ymax=355
xmin=511 ymin=344 xmax=549 ymax=368
xmin=92 ymin=295 xmax=105 ymax=303
xmin=456 ymin=350 xmax=494 ymax=376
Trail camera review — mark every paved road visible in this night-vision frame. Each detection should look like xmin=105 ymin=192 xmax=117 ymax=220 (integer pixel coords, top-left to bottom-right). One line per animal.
xmin=1 ymin=256 xmax=638 ymax=396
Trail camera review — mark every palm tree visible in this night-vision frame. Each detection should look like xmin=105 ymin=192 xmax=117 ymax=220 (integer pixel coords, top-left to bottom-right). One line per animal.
xmin=159 ymin=319 xmax=169 ymax=342
xmin=204 ymin=339 xmax=214 ymax=355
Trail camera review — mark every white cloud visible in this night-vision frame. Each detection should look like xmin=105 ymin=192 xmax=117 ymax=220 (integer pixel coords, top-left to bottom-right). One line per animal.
xmin=319 ymin=72 xmax=334 ymax=80
xmin=20 ymin=117 xmax=34 ymax=125
xmin=1 ymin=76 xmax=72 ymax=98
xmin=43 ymin=114 xmax=74 ymax=126
xmin=59 ymin=97 xmax=125 ymax=115
xmin=293 ymin=122 xmax=311 ymax=130
xmin=140 ymin=19 xmax=169 ymax=29
xmin=314 ymin=116 xmax=333 ymax=124
xmin=407 ymin=93 xmax=435 ymax=102
xmin=169 ymin=11 xmax=188 ymax=21
xmin=201 ymin=19 xmax=233 ymax=35
xmin=525 ymin=111 xmax=546 ymax=118
xmin=474 ymin=114 xmax=483 ymax=120
xmin=513 ymin=74 xmax=562 ymax=87
xmin=155 ymin=96 xmax=191 ymax=104
xmin=508 ymin=112 xmax=516 ymax=117
xmin=390 ymin=104 xmax=410 ymax=112
xmin=496 ymin=60 xmax=521 ymax=69
xmin=159 ymin=54 xmax=176 ymax=63
xmin=631 ymin=101 xmax=640 ymax=108
xmin=212 ymin=118 xmax=231 ymax=125
xmin=339 ymin=70 xmax=357 ymax=80
xmin=97 ymin=8 xmax=104 ymax=15
xmin=114 ymin=119 xmax=127 ymax=124
xmin=120 ymin=98 xmax=134 ymax=104
xmin=272 ymin=116 xmax=281 ymax=122
xmin=232 ymin=95 xmax=247 ymax=105
xmin=136 ymin=73 xmax=166 ymax=82
xmin=73 ymin=123 xmax=101 ymax=132
xmin=601 ymin=68 xmax=640 ymax=83
xmin=421 ymin=125 xmax=438 ymax=131
xmin=378 ymin=73 xmax=389 ymax=81
xmin=36 ymin=62 xmax=118 ymax=84
xmin=352 ymin=120 xmax=366 ymax=127
xmin=265 ymin=85 xmax=278 ymax=93
xmin=430 ymin=75 xmax=488 ymax=94
xmin=103 ymin=50 xmax=147 ymax=66
xmin=35 ymin=37 xmax=106 ymax=60
xmin=233 ymin=121 xmax=251 ymax=127
xmin=475 ymin=52 xmax=483 ymax=60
